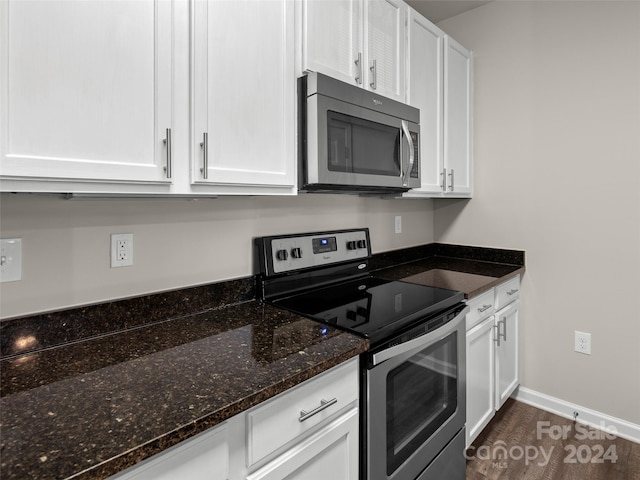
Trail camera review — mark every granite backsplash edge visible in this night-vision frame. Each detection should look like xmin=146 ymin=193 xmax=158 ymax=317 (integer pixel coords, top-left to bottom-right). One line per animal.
xmin=1 ymin=242 xmax=525 ymax=359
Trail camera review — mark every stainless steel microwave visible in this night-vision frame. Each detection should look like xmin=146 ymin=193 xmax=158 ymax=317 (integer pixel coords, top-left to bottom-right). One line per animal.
xmin=298 ymin=72 xmax=420 ymax=194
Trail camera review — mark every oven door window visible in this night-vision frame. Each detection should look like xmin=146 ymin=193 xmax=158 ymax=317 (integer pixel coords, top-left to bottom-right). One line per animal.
xmin=327 ymin=111 xmax=400 ymax=177
xmin=386 ymin=334 xmax=458 ymax=475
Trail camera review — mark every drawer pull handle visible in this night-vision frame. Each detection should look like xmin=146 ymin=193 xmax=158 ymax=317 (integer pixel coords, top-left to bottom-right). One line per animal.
xmin=507 ymin=289 xmax=519 ymax=296
xmin=477 ymin=304 xmax=492 ymax=313
xmin=299 ymin=398 xmax=338 ymax=422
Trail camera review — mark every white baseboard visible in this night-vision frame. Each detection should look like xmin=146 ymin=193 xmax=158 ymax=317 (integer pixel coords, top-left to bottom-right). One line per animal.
xmin=513 ymin=386 xmax=640 ymax=444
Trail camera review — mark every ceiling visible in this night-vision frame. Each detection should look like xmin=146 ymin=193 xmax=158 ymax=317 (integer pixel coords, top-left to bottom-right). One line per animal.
xmin=405 ymin=0 xmax=492 ymax=23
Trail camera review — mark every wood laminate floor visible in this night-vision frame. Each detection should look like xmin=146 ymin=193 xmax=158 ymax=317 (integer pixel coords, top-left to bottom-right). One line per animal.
xmin=466 ymin=399 xmax=640 ymax=480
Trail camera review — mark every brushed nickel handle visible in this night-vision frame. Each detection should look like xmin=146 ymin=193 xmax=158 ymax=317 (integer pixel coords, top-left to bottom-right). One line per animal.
xmin=507 ymin=289 xmax=519 ymax=296
xmin=299 ymin=398 xmax=337 ymax=422
xmin=478 ymin=304 xmax=492 ymax=313
xmin=163 ymin=128 xmax=172 ymax=179
xmin=500 ymin=317 xmax=507 ymax=341
xmin=448 ymin=169 xmax=455 ymax=191
xmin=493 ymin=323 xmax=501 ymax=347
xmin=200 ymin=132 xmax=208 ymax=180
xmin=441 ymin=168 xmax=447 ymax=191
xmin=369 ymin=59 xmax=377 ymax=89
xmin=355 ymin=52 xmax=363 ymax=85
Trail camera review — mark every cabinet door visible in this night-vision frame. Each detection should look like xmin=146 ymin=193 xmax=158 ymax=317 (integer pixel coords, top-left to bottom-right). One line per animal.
xmin=495 ymin=300 xmax=520 ymax=409
xmin=443 ymin=36 xmax=472 ymax=196
xmin=364 ymin=0 xmax=406 ymax=102
xmin=193 ymin=0 xmax=295 ymax=192
xmin=404 ymin=9 xmax=444 ymax=196
xmin=0 ymin=0 xmax=172 ymax=187
xmin=108 ymin=422 xmax=229 ymax=480
xmin=247 ymin=408 xmax=359 ymax=480
xmin=300 ymin=0 xmax=363 ymax=86
xmin=466 ymin=316 xmax=495 ymax=448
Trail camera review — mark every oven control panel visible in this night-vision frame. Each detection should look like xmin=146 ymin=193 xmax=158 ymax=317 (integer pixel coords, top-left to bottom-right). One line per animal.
xmin=257 ymin=229 xmax=371 ymax=275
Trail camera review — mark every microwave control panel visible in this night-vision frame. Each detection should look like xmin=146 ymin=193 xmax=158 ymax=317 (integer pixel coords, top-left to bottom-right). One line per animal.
xmin=258 ymin=229 xmax=371 ymax=275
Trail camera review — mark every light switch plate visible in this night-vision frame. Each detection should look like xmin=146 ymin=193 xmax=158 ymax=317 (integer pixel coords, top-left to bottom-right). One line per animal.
xmin=1 ymin=238 xmax=22 ymax=283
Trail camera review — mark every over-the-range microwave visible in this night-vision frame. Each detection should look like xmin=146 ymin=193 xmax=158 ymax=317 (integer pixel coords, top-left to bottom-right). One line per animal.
xmin=298 ymin=72 xmax=420 ymax=194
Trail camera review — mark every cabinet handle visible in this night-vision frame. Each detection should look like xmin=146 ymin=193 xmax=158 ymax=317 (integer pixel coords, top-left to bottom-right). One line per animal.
xmin=477 ymin=304 xmax=492 ymax=313
xmin=493 ymin=324 xmax=501 ymax=347
xmin=355 ymin=52 xmax=363 ymax=85
xmin=369 ymin=59 xmax=377 ymax=89
xmin=163 ymin=128 xmax=172 ymax=179
xmin=507 ymin=289 xmax=519 ymax=296
xmin=441 ymin=168 xmax=447 ymax=191
xmin=500 ymin=317 xmax=508 ymax=341
xmin=299 ymin=398 xmax=338 ymax=422
xmin=200 ymin=132 xmax=208 ymax=180
xmin=448 ymin=169 xmax=455 ymax=191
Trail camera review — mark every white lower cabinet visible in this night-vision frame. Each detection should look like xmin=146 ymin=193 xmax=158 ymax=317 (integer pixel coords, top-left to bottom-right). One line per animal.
xmin=247 ymin=407 xmax=359 ymax=480
xmin=109 ymin=358 xmax=359 ymax=480
xmin=108 ymin=419 xmax=232 ymax=480
xmin=465 ymin=276 xmax=520 ymax=448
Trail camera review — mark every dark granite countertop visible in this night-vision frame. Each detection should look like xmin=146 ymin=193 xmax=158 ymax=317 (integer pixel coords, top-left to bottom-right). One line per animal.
xmin=0 ymin=300 xmax=368 ymax=480
xmin=370 ymin=243 xmax=525 ymax=298
xmin=0 ymin=241 xmax=524 ymax=480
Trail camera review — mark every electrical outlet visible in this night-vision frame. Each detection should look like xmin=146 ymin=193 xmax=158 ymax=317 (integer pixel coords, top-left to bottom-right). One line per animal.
xmin=0 ymin=238 xmax=22 ymax=282
xmin=111 ymin=233 xmax=133 ymax=268
xmin=395 ymin=215 xmax=402 ymax=234
xmin=574 ymin=331 xmax=591 ymax=355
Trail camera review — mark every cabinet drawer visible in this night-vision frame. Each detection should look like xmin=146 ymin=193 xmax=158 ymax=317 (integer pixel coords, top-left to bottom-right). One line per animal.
xmin=246 ymin=358 xmax=359 ymax=468
xmin=495 ymin=275 xmax=520 ymax=310
xmin=465 ymin=288 xmax=495 ymax=330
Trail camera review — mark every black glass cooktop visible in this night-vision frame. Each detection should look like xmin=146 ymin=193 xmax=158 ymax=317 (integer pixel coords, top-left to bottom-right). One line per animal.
xmin=272 ymin=277 xmax=464 ymax=344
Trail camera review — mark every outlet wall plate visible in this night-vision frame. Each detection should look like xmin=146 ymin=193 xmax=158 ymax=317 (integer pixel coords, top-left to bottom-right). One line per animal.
xmin=574 ymin=331 xmax=591 ymax=355
xmin=0 ymin=238 xmax=22 ymax=282
xmin=111 ymin=233 xmax=133 ymax=268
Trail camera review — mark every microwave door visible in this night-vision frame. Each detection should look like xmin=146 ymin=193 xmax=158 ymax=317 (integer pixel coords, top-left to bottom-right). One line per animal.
xmin=308 ymin=95 xmax=408 ymax=190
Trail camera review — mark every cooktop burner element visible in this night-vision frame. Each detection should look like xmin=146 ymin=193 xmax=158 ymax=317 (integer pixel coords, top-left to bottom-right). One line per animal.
xmin=255 ymin=229 xmax=464 ymax=345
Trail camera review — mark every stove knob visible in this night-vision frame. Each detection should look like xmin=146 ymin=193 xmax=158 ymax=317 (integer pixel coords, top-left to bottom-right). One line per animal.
xmin=346 ymin=310 xmax=357 ymax=321
xmin=346 ymin=241 xmax=357 ymax=250
xmin=291 ymin=247 xmax=303 ymax=259
xmin=356 ymin=306 xmax=368 ymax=317
xmin=357 ymin=239 xmax=367 ymax=249
xmin=276 ymin=249 xmax=288 ymax=261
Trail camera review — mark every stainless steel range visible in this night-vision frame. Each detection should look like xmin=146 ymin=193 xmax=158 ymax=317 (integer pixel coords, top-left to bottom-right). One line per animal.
xmin=255 ymin=228 xmax=468 ymax=480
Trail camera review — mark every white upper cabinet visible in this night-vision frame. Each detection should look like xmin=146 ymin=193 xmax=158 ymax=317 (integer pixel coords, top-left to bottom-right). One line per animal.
xmin=444 ymin=36 xmax=473 ymax=196
xmin=300 ymin=0 xmax=363 ymax=86
xmin=404 ymin=9 xmax=473 ymax=198
xmin=364 ymin=0 xmax=406 ymax=101
xmin=0 ymin=0 xmax=173 ymax=190
xmin=300 ymin=0 xmax=406 ymax=102
xmin=192 ymin=0 xmax=296 ymax=194
xmin=404 ymin=9 xmax=444 ymax=196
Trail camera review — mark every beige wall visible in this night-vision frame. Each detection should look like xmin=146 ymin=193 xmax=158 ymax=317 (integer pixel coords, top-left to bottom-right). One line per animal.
xmin=437 ymin=1 xmax=640 ymax=424
xmin=0 ymin=194 xmax=434 ymax=318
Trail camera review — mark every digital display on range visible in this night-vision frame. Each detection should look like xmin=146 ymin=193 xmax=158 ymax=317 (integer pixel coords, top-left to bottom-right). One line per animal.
xmin=312 ymin=236 xmax=337 ymax=254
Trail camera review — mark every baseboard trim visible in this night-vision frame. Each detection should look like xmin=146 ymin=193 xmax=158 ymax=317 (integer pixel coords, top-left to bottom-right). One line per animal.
xmin=513 ymin=386 xmax=640 ymax=444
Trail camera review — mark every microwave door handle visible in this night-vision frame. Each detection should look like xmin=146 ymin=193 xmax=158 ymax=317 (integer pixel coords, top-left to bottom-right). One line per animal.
xmin=401 ymin=120 xmax=414 ymax=187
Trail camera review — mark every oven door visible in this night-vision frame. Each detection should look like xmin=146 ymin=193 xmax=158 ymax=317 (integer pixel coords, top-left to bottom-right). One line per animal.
xmin=365 ymin=306 xmax=467 ymax=480
xmin=304 ymin=93 xmax=420 ymax=191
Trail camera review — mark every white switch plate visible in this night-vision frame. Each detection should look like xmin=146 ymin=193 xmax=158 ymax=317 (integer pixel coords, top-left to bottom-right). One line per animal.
xmin=394 ymin=215 xmax=402 ymax=234
xmin=111 ymin=233 xmax=133 ymax=268
xmin=1 ymin=238 xmax=22 ymax=282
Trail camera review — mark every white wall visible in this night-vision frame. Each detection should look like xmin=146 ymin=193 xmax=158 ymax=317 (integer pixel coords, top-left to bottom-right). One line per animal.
xmin=0 ymin=194 xmax=434 ymax=318
xmin=437 ymin=1 xmax=640 ymax=424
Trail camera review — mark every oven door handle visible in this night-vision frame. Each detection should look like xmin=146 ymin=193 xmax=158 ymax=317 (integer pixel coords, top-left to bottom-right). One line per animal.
xmin=371 ymin=306 xmax=469 ymax=367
